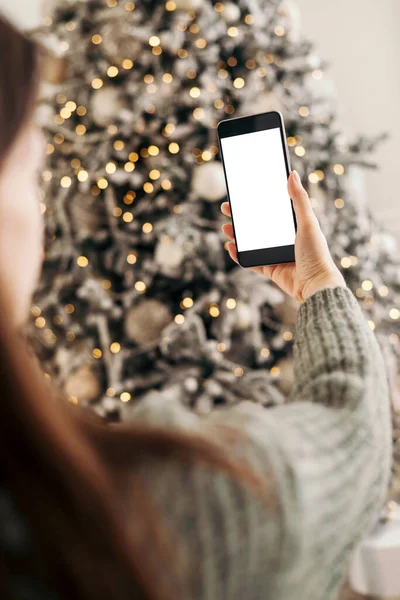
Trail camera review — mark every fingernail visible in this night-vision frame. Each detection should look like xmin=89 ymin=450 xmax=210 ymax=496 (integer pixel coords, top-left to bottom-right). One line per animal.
xmin=292 ymin=170 xmax=300 ymax=184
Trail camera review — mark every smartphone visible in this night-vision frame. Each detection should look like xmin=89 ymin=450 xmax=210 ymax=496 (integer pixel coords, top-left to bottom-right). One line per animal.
xmin=217 ymin=111 xmax=296 ymax=268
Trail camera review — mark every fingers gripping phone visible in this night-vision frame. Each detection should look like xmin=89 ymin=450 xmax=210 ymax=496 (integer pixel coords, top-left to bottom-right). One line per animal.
xmin=217 ymin=111 xmax=297 ymax=268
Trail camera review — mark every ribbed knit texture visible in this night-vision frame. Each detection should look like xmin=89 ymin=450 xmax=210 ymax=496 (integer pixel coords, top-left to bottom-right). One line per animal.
xmin=129 ymin=286 xmax=392 ymax=600
xmin=0 ymin=286 xmax=392 ymax=600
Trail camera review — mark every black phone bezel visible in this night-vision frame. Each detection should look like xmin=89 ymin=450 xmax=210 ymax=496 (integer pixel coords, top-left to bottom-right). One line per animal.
xmin=217 ymin=110 xmax=297 ymax=268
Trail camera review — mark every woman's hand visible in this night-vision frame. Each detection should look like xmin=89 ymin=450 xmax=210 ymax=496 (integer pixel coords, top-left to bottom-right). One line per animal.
xmin=221 ymin=170 xmax=346 ymax=302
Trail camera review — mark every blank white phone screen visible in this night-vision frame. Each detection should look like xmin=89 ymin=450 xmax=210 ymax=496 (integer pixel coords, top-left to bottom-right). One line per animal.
xmin=220 ymin=127 xmax=295 ymax=252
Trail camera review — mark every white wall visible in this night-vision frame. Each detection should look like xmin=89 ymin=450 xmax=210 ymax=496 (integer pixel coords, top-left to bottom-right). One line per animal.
xmin=0 ymin=0 xmax=41 ymax=29
xmin=296 ymin=0 xmax=400 ymax=240
xmin=1 ymin=0 xmax=399 ymax=239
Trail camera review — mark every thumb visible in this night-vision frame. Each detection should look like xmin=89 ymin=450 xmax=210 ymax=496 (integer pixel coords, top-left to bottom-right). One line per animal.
xmin=288 ymin=171 xmax=316 ymax=227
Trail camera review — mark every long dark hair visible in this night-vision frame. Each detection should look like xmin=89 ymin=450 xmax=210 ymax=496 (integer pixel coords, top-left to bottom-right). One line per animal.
xmin=0 ymin=15 xmax=269 ymax=600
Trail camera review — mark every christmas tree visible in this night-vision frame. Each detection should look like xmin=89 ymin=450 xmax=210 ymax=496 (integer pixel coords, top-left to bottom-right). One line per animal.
xmin=31 ymin=0 xmax=399 ymax=477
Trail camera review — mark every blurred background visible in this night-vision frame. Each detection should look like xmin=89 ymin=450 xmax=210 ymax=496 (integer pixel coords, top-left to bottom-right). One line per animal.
xmin=1 ymin=0 xmax=399 ymax=241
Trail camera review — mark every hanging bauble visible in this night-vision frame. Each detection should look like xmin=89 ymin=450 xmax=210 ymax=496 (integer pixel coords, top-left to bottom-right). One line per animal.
xmin=125 ymin=299 xmax=173 ymax=344
xmin=191 ymin=161 xmax=226 ymax=202
xmin=91 ymin=86 xmax=123 ymax=126
xmin=221 ymin=2 xmax=241 ymax=23
xmin=174 ymin=0 xmax=203 ymax=11
xmin=64 ymin=366 xmax=101 ymax=402
xmin=154 ymin=237 xmax=185 ymax=277
xmin=233 ymin=301 xmax=253 ymax=331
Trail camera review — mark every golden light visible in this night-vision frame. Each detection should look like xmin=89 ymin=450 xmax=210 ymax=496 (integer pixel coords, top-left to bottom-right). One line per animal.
xmin=149 ymin=36 xmax=161 ymax=46
xmin=125 ymin=1 xmax=135 ymax=10
xmin=334 ymin=164 xmax=345 ymax=175
xmin=161 ymin=179 xmax=172 ymax=190
xmin=92 ymin=34 xmax=102 ymax=44
xmin=92 ymin=78 xmax=104 ymax=89
xmin=77 ymin=105 xmax=87 ymax=116
xmin=227 ymin=56 xmax=238 ymax=67
xmin=274 ymin=25 xmax=285 ymax=36
xmin=163 ymin=123 xmax=175 ymax=135
xmin=270 ymin=366 xmax=280 ymax=377
xmin=175 ymin=314 xmax=185 ymax=324
xmin=129 ymin=152 xmax=139 ymax=162
xmin=143 ymin=182 xmax=154 ymax=193
xmin=54 ymin=134 xmax=64 ymax=144
xmin=77 ymin=170 xmax=89 ymax=182
xmin=97 ymin=178 xmax=109 ymax=189
xmin=202 ymin=150 xmax=212 ymax=161
xmin=234 ymin=367 xmax=244 ymax=377
xmin=127 ymin=253 xmax=137 ymax=264
xmin=334 ymin=198 xmax=345 ymax=209
xmin=106 ymin=162 xmax=116 ymax=174
xmin=124 ymin=162 xmax=135 ymax=172
xmin=182 ymin=297 xmax=194 ymax=308
xmin=65 ymin=304 xmax=75 ymax=314
xmin=60 ymin=108 xmax=71 ymax=119
xmin=295 ymin=146 xmax=306 ymax=157
xmin=233 ymin=77 xmax=245 ymax=89
xmin=135 ymin=281 xmax=146 ymax=292
xmin=308 ymin=172 xmax=319 ymax=184
xmin=35 ymin=317 xmax=46 ymax=328
xmin=120 ymin=392 xmax=131 ymax=402
xmin=283 ymin=331 xmax=293 ymax=341
xmin=162 ymin=73 xmax=173 ymax=83
xmin=226 ymin=298 xmax=236 ymax=309
xmin=299 ymin=106 xmax=309 ymax=117
xmin=190 ymin=86 xmax=201 ymax=98
xmin=114 ymin=140 xmax=125 ymax=151
xmin=60 ymin=176 xmax=72 ymax=188
xmin=244 ymin=14 xmax=254 ymax=24
xmin=149 ymin=169 xmax=160 ymax=180
xmin=92 ymin=348 xmax=102 ymax=359
xmin=123 ymin=212 xmax=134 ymax=223
xmin=177 ymin=49 xmax=188 ymax=58
xmin=165 ymin=0 xmax=176 ymax=10
xmin=196 ymin=38 xmax=207 ymax=49
xmin=378 ymin=285 xmax=389 ymax=297
xmin=113 ymin=207 xmax=122 ymax=217
xmin=260 ymin=347 xmax=270 ymax=357
xmin=389 ymin=308 xmax=400 ymax=320
xmin=209 ymin=304 xmax=220 ymax=317
xmin=76 ymin=125 xmax=86 ymax=135
xmin=142 ymin=222 xmax=153 ymax=233
xmin=106 ymin=387 xmax=115 ymax=397
xmin=362 ymin=280 xmax=373 ymax=291
xmin=107 ymin=66 xmax=119 ymax=78
xmin=148 ymin=145 xmax=160 ymax=156
xmin=217 ymin=342 xmax=226 ymax=352
xmin=77 ymin=256 xmax=89 ymax=267
xmin=341 ymin=257 xmax=352 ymax=268
xmin=110 ymin=342 xmax=121 ymax=353
xmin=214 ymin=2 xmax=224 ymax=12
xmin=227 ymin=26 xmax=238 ymax=37
xmin=122 ymin=59 xmax=134 ymax=69
xmin=214 ymin=99 xmax=224 ymax=109
xmin=169 ymin=142 xmax=180 ymax=154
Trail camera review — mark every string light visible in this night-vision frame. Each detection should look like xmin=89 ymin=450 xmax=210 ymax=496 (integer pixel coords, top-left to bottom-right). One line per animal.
xmin=77 ymin=106 xmax=87 ymax=116
xmin=217 ymin=342 xmax=226 ymax=352
xmin=245 ymin=14 xmax=254 ymax=24
xmin=341 ymin=257 xmax=352 ymax=268
xmin=214 ymin=99 xmax=224 ymax=109
xmin=54 ymin=134 xmax=64 ymax=144
xmin=274 ymin=25 xmax=285 ymax=36
xmin=61 ymin=176 xmax=72 ymax=188
xmin=124 ymin=161 xmax=135 ymax=172
xmin=362 ymin=280 xmax=373 ymax=291
xmin=135 ymin=281 xmax=146 ymax=292
xmin=226 ymin=298 xmax=236 ymax=309
xmin=295 ymin=146 xmax=306 ymax=157
xmin=123 ymin=212 xmax=134 ymax=223
xmin=196 ymin=38 xmax=207 ymax=49
xmin=114 ymin=140 xmax=125 ymax=150
xmin=214 ymin=2 xmax=224 ymax=12
xmin=97 ymin=178 xmax=109 ymax=189
xmin=127 ymin=253 xmax=137 ymax=264
xmin=299 ymin=106 xmax=309 ymax=117
xmin=106 ymin=162 xmax=116 ymax=174
xmin=227 ymin=27 xmax=238 ymax=37
xmin=77 ymin=170 xmax=88 ymax=182
xmin=76 ymin=125 xmax=86 ymax=135
xmin=107 ymin=0 xmax=117 ymax=6
xmin=165 ymin=1 xmax=176 ymax=10
xmin=122 ymin=59 xmax=134 ymax=69
xmin=163 ymin=123 xmax=175 ymax=135
xmin=107 ymin=66 xmax=119 ymax=77
xmin=64 ymin=304 xmax=75 ymax=314
xmin=143 ymin=182 xmax=154 ymax=193
xmin=334 ymin=164 xmax=345 ymax=175
xmin=35 ymin=317 xmax=46 ymax=328
xmin=92 ymin=78 xmax=104 ymax=89
xmin=120 ymin=392 xmax=131 ymax=402
xmin=202 ymin=150 xmax=212 ymax=161
xmin=190 ymin=87 xmax=200 ymax=98
xmin=313 ymin=69 xmax=323 ymax=79
xmin=92 ymin=34 xmax=102 ymax=44
xmin=234 ymin=367 xmax=244 ymax=377
xmin=177 ymin=49 xmax=188 ymax=58
xmin=233 ymin=77 xmax=245 ymax=89
xmin=60 ymin=108 xmax=71 ymax=119
xmin=113 ymin=207 xmax=122 ymax=217
xmin=92 ymin=348 xmax=102 ymax=359
xmin=149 ymin=36 xmax=160 ymax=46
xmin=168 ymin=142 xmax=180 ymax=154
xmin=102 ymin=280 xmax=111 ymax=290
xmin=368 ymin=321 xmax=376 ymax=331
xmin=162 ymin=73 xmax=173 ymax=83
xmin=129 ymin=152 xmax=139 ymax=162
xmin=152 ymin=46 xmax=162 ymax=56
xmin=161 ymin=179 xmax=172 ymax=190
xmin=227 ymin=57 xmax=238 ymax=67
xmin=378 ymin=285 xmax=389 ymax=297
xmin=149 ymin=169 xmax=160 ymax=180
xmin=106 ymin=387 xmax=116 ymax=397
xmin=142 ymin=223 xmax=153 ymax=233
xmin=175 ymin=314 xmax=185 ymax=324
xmin=110 ymin=342 xmax=121 ymax=353
xmin=77 ymin=256 xmax=89 ymax=267
xmin=260 ymin=347 xmax=270 ymax=357
xmin=125 ymin=1 xmax=135 ymax=10
xmin=270 ymin=366 xmax=280 ymax=377
xmin=334 ymin=198 xmax=345 ymax=209
xmin=308 ymin=172 xmax=319 ymax=184
xmin=389 ymin=308 xmax=400 ymax=320
xmin=124 ymin=191 xmax=136 ymax=204
xmin=182 ymin=297 xmax=194 ymax=309
xmin=209 ymin=304 xmax=220 ymax=317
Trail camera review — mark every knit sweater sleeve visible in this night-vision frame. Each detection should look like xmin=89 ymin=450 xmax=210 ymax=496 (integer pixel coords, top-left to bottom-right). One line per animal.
xmin=129 ymin=286 xmax=392 ymax=600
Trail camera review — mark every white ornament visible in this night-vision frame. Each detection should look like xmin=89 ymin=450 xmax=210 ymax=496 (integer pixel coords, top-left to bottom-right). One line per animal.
xmin=192 ymin=161 xmax=226 ymax=202
xmin=64 ymin=366 xmax=101 ymax=402
xmin=233 ymin=301 xmax=253 ymax=331
xmin=174 ymin=0 xmax=203 ymax=10
xmin=155 ymin=238 xmax=184 ymax=270
xmin=91 ymin=87 xmax=122 ymax=126
xmin=125 ymin=299 xmax=173 ymax=344
xmin=222 ymin=2 xmax=241 ymax=23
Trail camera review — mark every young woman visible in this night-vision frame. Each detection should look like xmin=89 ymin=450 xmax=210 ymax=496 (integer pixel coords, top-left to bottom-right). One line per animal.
xmin=0 ymin=15 xmax=391 ymax=600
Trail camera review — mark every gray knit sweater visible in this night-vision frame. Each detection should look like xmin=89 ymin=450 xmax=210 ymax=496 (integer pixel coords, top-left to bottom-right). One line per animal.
xmin=128 ymin=286 xmax=392 ymax=600
xmin=0 ymin=286 xmax=392 ymax=600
